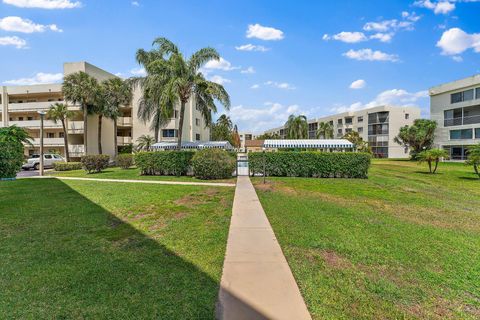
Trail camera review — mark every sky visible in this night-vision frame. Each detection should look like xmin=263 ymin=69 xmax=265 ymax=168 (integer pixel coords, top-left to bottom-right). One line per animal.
xmin=0 ymin=0 xmax=479 ymax=133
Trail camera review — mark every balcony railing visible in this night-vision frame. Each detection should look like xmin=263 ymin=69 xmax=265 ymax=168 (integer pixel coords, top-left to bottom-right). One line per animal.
xmin=8 ymin=101 xmax=81 ymax=112
xmin=117 ymin=117 xmax=133 ymax=126
xmin=117 ymin=136 xmax=133 ymax=145
xmin=10 ymin=120 xmax=62 ymax=128
xmin=69 ymin=144 xmax=85 ymax=157
xmin=444 ymin=115 xmax=480 ymax=127
xmin=68 ymin=121 xmax=84 ymax=133
xmin=29 ymin=138 xmax=65 ymax=146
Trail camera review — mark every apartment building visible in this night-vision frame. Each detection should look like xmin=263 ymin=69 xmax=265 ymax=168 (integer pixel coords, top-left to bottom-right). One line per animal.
xmin=264 ymin=105 xmax=421 ymax=158
xmin=238 ymin=132 xmax=256 ymax=151
xmin=0 ymin=61 xmax=210 ymax=159
xmin=430 ymin=75 xmax=480 ymax=160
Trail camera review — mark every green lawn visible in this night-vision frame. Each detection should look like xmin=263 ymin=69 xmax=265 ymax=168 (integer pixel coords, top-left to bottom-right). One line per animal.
xmin=48 ymin=166 xmax=236 ymax=183
xmin=0 ymin=178 xmax=234 ymax=319
xmin=253 ymin=160 xmax=480 ymax=319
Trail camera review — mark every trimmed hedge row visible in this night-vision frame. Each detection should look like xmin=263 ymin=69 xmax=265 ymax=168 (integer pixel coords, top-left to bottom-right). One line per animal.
xmin=81 ymin=155 xmax=110 ymax=174
xmin=53 ymin=162 xmax=82 ymax=171
xmin=249 ymin=152 xmax=371 ymax=179
xmin=116 ymin=154 xmax=134 ymax=169
xmin=135 ymin=151 xmax=195 ymax=176
xmin=192 ymin=149 xmax=236 ymax=180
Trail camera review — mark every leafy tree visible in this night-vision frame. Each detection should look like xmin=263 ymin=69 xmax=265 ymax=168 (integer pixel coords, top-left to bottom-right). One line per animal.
xmin=285 ymin=114 xmax=308 ymax=139
xmin=136 ymin=135 xmax=155 ymax=152
xmin=0 ymin=126 xmax=31 ymax=179
xmin=343 ymin=131 xmax=371 ymax=153
xmin=316 ymin=121 xmax=334 ymax=139
xmin=417 ymin=148 xmax=449 ymax=174
xmin=466 ymin=143 xmax=480 ymax=178
xmin=0 ymin=125 xmax=33 ymax=146
xmin=211 ymin=114 xmax=234 ymax=144
xmin=47 ymin=103 xmax=73 ymax=161
xmin=131 ymin=37 xmax=230 ymax=149
xmin=101 ymin=78 xmax=133 ymax=157
xmin=232 ymin=125 xmax=241 ymax=148
xmin=256 ymin=132 xmax=280 ymax=140
xmin=63 ymin=72 xmax=101 ymax=154
xmin=394 ymin=119 xmax=437 ymax=159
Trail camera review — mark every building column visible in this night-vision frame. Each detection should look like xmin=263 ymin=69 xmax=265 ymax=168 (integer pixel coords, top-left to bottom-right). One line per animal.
xmin=1 ymin=86 xmax=8 ymax=127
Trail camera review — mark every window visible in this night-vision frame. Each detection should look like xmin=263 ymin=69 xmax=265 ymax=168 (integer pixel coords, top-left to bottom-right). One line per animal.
xmin=450 ymin=129 xmax=473 ymax=140
xmin=337 ymin=119 xmax=343 ymax=125
xmin=27 ymin=117 xmax=33 ymax=120
xmin=196 ymin=133 xmax=201 ymax=141
xmin=54 ymin=155 xmax=63 ymax=159
xmin=444 ymin=108 xmax=463 ymax=126
xmin=464 ymin=89 xmax=474 ymax=101
xmin=345 ymin=117 xmax=353 ymax=125
xmin=405 ymin=113 xmax=409 ymax=120
xmin=357 ymin=116 xmax=363 ymax=123
xmin=329 ymin=120 xmax=334 ymax=126
xmin=345 ymin=128 xmax=352 ymax=133
xmin=44 ymin=155 xmax=53 ymax=159
xmin=476 ymin=128 xmax=480 ymax=139
xmin=337 ymin=128 xmax=342 ymax=134
xmin=47 ymin=132 xmax=55 ymax=138
xmin=476 ymin=88 xmax=480 ymax=100
xmin=19 ymin=117 xmax=24 ymax=121
xmin=463 ymin=105 xmax=480 ymax=125
xmin=48 ymin=99 xmax=54 ymax=102
xmin=59 ymin=132 xmax=65 ymax=138
xmin=451 ymin=89 xmax=475 ymax=104
xmin=195 ymin=118 xmax=200 ymax=126
xmin=162 ymin=129 xmax=177 ymax=138
xmin=451 ymin=92 xmax=463 ymax=104
xmin=358 ymin=127 xmax=363 ymax=133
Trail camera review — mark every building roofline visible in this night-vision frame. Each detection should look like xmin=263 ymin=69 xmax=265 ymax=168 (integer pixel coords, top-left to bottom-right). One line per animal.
xmin=429 ymin=74 xmax=480 ymax=96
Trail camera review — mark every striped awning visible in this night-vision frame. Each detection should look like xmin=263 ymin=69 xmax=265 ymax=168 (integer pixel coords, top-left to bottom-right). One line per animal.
xmin=263 ymin=139 xmax=354 ymax=149
xmin=151 ymin=141 xmax=234 ymax=150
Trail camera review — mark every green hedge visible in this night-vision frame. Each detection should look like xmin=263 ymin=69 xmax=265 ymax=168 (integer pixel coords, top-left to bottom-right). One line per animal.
xmin=135 ymin=151 xmax=195 ymax=176
xmin=53 ymin=162 xmax=82 ymax=171
xmin=192 ymin=149 xmax=236 ymax=180
xmin=81 ymin=155 xmax=110 ymax=174
xmin=249 ymin=152 xmax=371 ymax=179
xmin=116 ymin=154 xmax=134 ymax=169
xmin=0 ymin=140 xmax=23 ymax=179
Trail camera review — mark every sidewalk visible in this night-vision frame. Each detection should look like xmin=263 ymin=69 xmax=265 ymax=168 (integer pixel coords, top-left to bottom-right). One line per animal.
xmin=217 ymin=176 xmax=311 ymax=320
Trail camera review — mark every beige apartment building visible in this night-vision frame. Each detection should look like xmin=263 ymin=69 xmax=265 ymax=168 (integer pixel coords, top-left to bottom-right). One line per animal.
xmin=264 ymin=105 xmax=421 ymax=158
xmin=430 ymin=75 xmax=480 ymax=160
xmin=0 ymin=61 xmax=210 ymax=159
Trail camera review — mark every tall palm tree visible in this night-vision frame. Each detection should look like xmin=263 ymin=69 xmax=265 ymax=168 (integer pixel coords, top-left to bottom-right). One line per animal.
xmin=317 ymin=121 xmax=334 ymax=139
xmin=285 ymin=114 xmax=308 ymax=139
xmin=217 ymin=114 xmax=233 ymax=129
xmin=131 ymin=37 xmax=230 ymax=149
xmin=47 ymin=103 xmax=73 ymax=161
xmin=101 ymin=78 xmax=133 ymax=158
xmin=136 ymin=134 xmax=155 ymax=151
xmin=63 ymin=72 xmax=100 ymax=155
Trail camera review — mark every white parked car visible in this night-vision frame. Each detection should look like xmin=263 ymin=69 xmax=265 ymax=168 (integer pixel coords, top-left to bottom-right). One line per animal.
xmin=22 ymin=154 xmax=65 ymax=170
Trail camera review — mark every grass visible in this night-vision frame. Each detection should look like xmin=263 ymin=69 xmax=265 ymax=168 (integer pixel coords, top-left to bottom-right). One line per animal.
xmin=0 ymin=178 xmax=234 ymax=319
xmin=48 ymin=166 xmax=236 ymax=183
xmin=253 ymin=160 xmax=480 ymax=319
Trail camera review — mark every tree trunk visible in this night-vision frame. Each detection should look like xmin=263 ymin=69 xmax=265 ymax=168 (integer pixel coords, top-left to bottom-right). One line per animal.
xmin=474 ymin=164 xmax=479 ymax=178
xmin=113 ymin=120 xmax=118 ymax=159
xmin=154 ymin=126 xmax=159 ymax=143
xmin=433 ymin=159 xmax=439 ymax=174
xmin=428 ymin=161 xmax=432 ymax=173
xmin=176 ymin=101 xmax=186 ymax=150
xmin=83 ymin=104 xmax=88 ymax=155
xmin=62 ymin=119 xmax=70 ymax=162
xmin=98 ymin=114 xmax=103 ymax=155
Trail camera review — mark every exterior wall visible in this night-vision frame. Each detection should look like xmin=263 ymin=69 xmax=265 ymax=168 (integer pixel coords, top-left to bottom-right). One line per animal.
xmin=264 ymin=105 xmax=420 ymax=158
xmin=429 ymin=75 xmax=480 ymax=160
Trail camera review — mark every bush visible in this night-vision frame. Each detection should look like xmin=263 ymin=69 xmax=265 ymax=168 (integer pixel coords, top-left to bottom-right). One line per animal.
xmin=135 ymin=151 xmax=194 ymax=176
xmin=192 ymin=149 xmax=236 ymax=180
xmin=0 ymin=140 xmax=23 ymax=179
xmin=249 ymin=152 xmax=371 ymax=179
xmin=118 ymin=144 xmax=133 ymax=154
xmin=81 ymin=155 xmax=110 ymax=174
xmin=116 ymin=154 xmax=134 ymax=169
xmin=53 ymin=162 xmax=82 ymax=171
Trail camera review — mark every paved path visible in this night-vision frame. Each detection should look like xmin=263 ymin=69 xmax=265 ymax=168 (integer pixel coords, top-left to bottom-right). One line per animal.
xmin=217 ymin=176 xmax=311 ymax=320
xmin=26 ymin=176 xmax=235 ymax=187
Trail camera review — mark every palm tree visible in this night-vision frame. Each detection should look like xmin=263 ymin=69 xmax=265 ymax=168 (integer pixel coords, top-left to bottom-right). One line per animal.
xmin=131 ymin=37 xmax=230 ymax=149
xmin=63 ymin=72 xmax=100 ymax=155
xmin=285 ymin=114 xmax=308 ymax=139
xmin=46 ymin=103 xmax=73 ymax=161
xmin=101 ymin=78 xmax=133 ymax=158
xmin=417 ymin=148 xmax=449 ymax=174
xmin=136 ymin=135 xmax=155 ymax=151
xmin=317 ymin=121 xmax=334 ymax=139
xmin=466 ymin=144 xmax=480 ymax=178
xmin=217 ymin=114 xmax=233 ymax=129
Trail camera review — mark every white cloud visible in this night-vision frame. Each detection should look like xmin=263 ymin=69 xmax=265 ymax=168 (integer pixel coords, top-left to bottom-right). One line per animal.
xmin=414 ymin=0 xmax=455 ymax=14
xmin=235 ymin=44 xmax=269 ymax=52
xmin=131 ymin=1 xmax=139 ymax=6
xmin=349 ymin=79 xmax=366 ymax=89
xmin=130 ymin=67 xmax=146 ymax=76
xmin=208 ymin=75 xmax=231 ymax=85
xmin=343 ymin=49 xmax=399 ymax=62
xmin=3 ymin=72 xmax=62 ymax=85
xmin=370 ymin=33 xmax=394 ymax=42
xmin=246 ymin=23 xmax=284 ymax=41
xmin=0 ymin=36 xmax=27 ymax=48
xmin=331 ymin=89 xmax=428 ymax=113
xmin=250 ymin=84 xmax=260 ymax=89
xmin=436 ymin=27 xmax=480 ymax=55
xmin=264 ymin=81 xmax=295 ymax=90
xmin=241 ymin=66 xmax=255 ymax=74
xmin=203 ymin=57 xmax=238 ymax=71
xmin=363 ymin=19 xmax=415 ymax=32
xmin=0 ymin=16 xmax=62 ymax=33
xmin=326 ymin=31 xmax=368 ymax=43
xmin=2 ymin=0 xmax=81 ymax=9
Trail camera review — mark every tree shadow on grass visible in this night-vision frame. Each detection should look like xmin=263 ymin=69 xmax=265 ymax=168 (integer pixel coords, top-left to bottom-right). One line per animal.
xmin=0 ymin=179 xmax=263 ymax=319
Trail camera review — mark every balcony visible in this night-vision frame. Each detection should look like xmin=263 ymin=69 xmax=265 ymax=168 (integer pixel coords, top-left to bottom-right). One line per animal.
xmin=8 ymin=101 xmax=81 ymax=112
xmin=30 ymin=138 xmax=65 ymax=146
xmin=68 ymin=121 xmax=84 ymax=133
xmin=10 ymin=120 xmax=62 ymax=128
xmin=444 ymin=115 xmax=480 ymax=127
xmin=117 ymin=136 xmax=133 ymax=145
xmin=69 ymin=144 xmax=85 ymax=157
xmin=117 ymin=117 xmax=133 ymax=126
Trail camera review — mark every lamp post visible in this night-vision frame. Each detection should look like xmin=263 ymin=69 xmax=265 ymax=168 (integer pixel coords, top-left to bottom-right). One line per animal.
xmin=37 ymin=111 xmax=46 ymax=176
xmin=262 ymin=147 xmax=266 ymax=184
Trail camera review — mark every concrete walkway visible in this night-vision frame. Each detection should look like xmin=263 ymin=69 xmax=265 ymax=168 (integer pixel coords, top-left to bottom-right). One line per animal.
xmin=217 ymin=176 xmax=311 ymax=320
xmin=26 ymin=176 xmax=235 ymax=187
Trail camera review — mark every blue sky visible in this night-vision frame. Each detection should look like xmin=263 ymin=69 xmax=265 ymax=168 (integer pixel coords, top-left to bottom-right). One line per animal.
xmin=1 ymin=0 xmax=479 ymax=133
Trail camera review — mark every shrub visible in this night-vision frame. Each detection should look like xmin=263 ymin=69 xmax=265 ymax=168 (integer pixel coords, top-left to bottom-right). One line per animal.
xmin=81 ymin=155 xmax=110 ymax=174
xmin=249 ymin=152 xmax=371 ymax=179
xmin=53 ymin=162 xmax=82 ymax=171
xmin=135 ymin=151 xmax=194 ymax=176
xmin=118 ymin=144 xmax=133 ymax=154
xmin=116 ymin=154 xmax=134 ymax=169
xmin=192 ymin=149 xmax=236 ymax=180
xmin=0 ymin=140 xmax=24 ymax=179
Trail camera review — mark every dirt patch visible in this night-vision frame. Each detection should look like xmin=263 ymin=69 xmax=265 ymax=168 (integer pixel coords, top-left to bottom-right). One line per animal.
xmin=321 ymin=250 xmax=354 ymax=270
xmin=173 ymin=212 xmax=188 ymax=220
xmin=174 ymin=189 xmax=220 ymax=207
